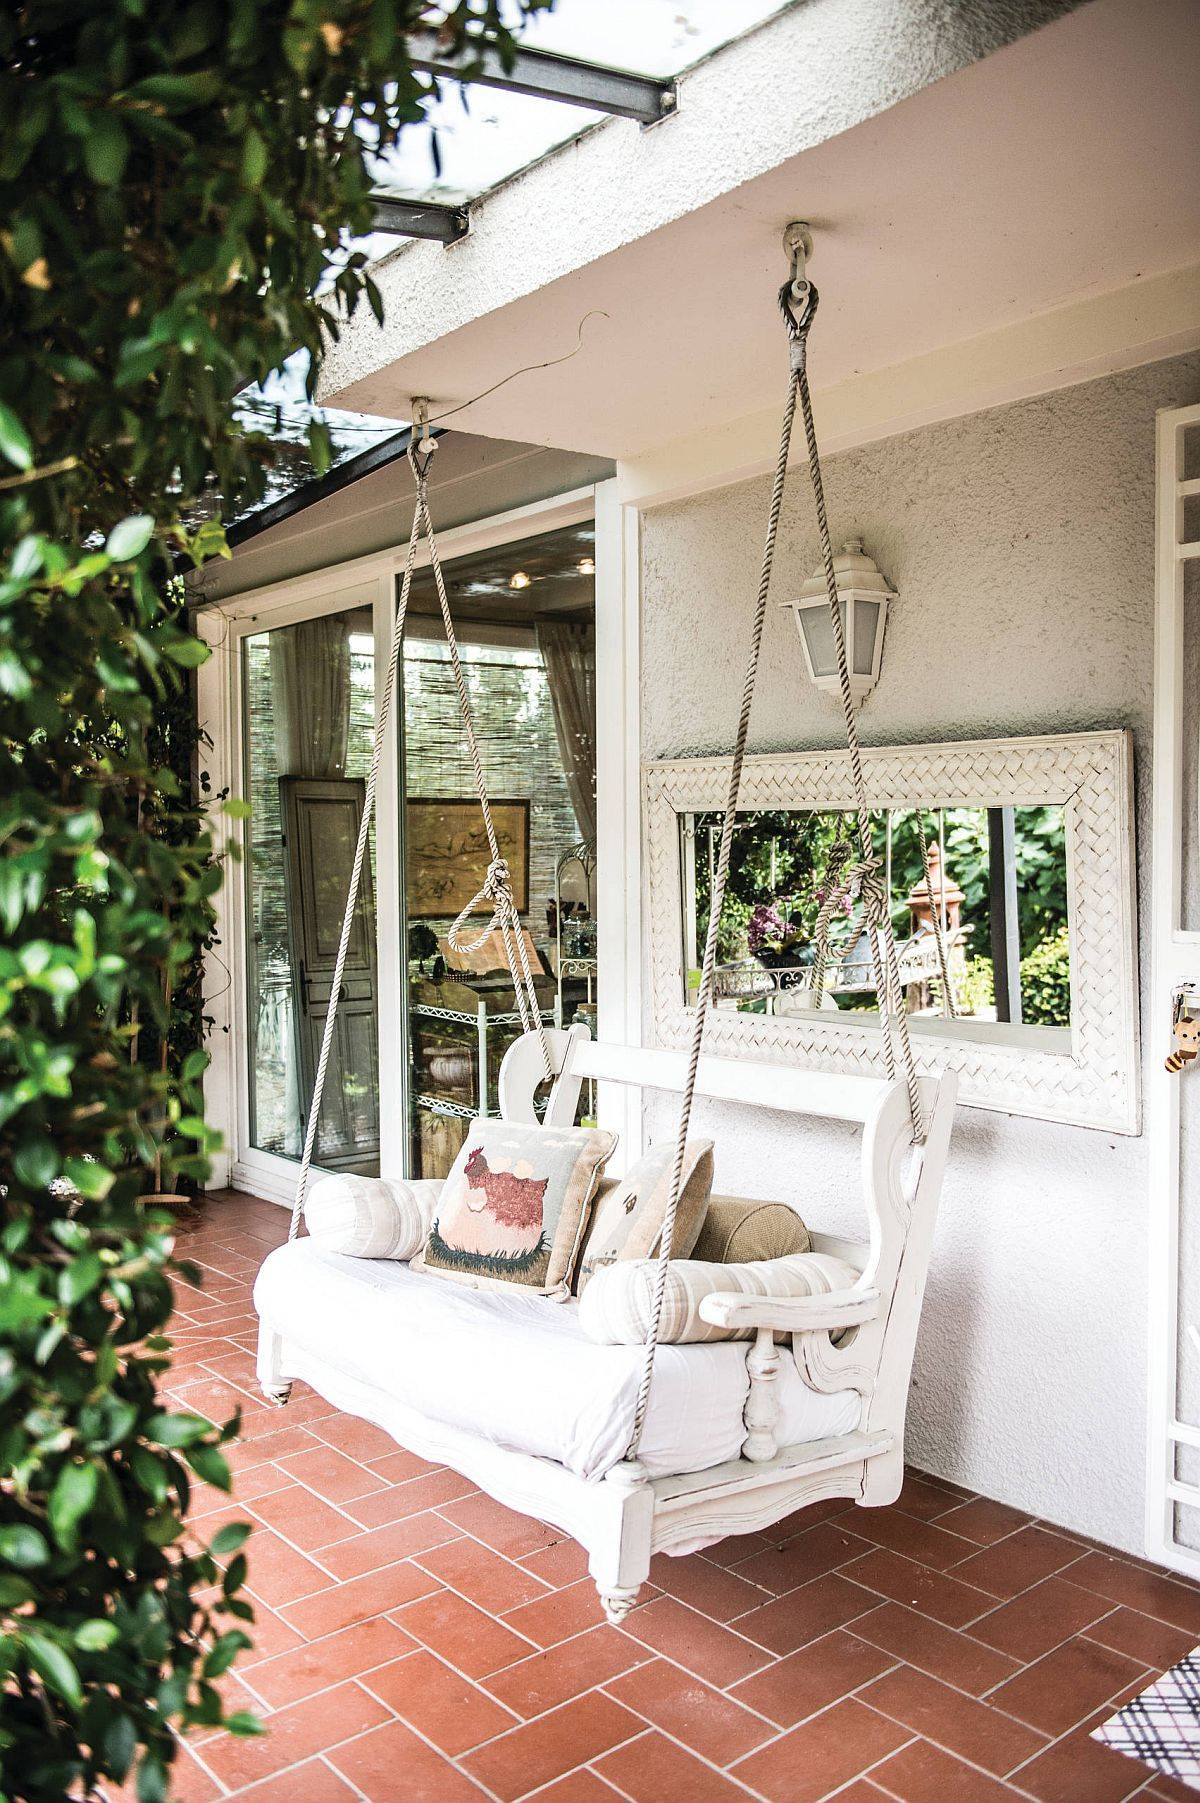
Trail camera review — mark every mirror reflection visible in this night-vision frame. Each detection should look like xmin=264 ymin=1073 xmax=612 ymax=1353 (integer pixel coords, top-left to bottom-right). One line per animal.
xmin=681 ymin=805 xmax=1071 ymax=1045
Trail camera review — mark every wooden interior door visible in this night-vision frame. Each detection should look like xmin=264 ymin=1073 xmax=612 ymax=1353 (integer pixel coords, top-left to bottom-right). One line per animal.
xmin=279 ymin=776 xmax=380 ymax=1174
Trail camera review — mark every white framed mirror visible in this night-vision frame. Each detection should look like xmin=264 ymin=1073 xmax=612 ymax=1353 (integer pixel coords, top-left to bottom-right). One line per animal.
xmin=644 ymin=730 xmax=1138 ymax=1132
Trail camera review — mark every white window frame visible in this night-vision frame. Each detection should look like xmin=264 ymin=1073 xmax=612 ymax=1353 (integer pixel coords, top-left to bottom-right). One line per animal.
xmin=195 ymin=478 xmax=641 ymax=1202
xmin=1147 ymin=401 xmax=1200 ymax=1580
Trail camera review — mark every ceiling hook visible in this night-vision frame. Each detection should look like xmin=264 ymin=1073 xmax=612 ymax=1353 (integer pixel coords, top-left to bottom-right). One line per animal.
xmin=409 ymin=396 xmax=438 ymax=479
xmin=782 ymin=220 xmax=813 ymax=300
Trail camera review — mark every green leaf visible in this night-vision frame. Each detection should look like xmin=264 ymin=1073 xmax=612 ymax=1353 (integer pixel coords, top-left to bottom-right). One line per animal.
xmin=184 ymin=1443 xmax=231 ymax=1491
xmin=145 ymin=1411 xmax=211 ymax=1448
xmin=223 ymin=1710 xmax=266 ymax=1738
xmin=82 ymin=112 xmax=129 ymax=186
xmin=209 ymin=1521 xmax=251 ymax=1559
xmin=59 ymin=1253 xmax=104 ymax=1306
xmin=49 ymin=1462 xmax=98 ymax=1548
xmin=0 ymin=402 xmax=32 ymax=471
xmin=162 ymin=635 xmax=211 ymax=668
xmin=74 ymin=1618 xmax=119 ymax=1651
xmin=135 ymin=1749 xmax=168 ymax=1803
xmin=24 ymin=1631 xmax=82 ymax=1708
xmin=105 ymin=514 xmax=156 ymax=562
xmin=0 ymin=1525 xmax=48 ymax=1570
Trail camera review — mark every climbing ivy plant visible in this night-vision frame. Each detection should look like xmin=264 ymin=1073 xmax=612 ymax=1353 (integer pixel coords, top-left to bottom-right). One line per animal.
xmin=0 ymin=4 xmax=545 ymax=1797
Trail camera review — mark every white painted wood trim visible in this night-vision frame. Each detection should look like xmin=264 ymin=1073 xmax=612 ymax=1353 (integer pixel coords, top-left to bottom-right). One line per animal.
xmin=1147 ymin=401 xmax=1200 ymax=1578
xmin=569 ymin=1040 xmax=888 ymax=1124
xmin=644 ymin=731 xmax=1139 ymax=1134
xmin=594 ymin=479 xmax=643 ymax=1169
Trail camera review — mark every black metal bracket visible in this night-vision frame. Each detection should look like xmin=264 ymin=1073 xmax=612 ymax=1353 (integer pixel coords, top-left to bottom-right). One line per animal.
xmin=369 ymin=196 xmax=470 ymax=244
xmin=407 ymin=31 xmax=676 ymax=125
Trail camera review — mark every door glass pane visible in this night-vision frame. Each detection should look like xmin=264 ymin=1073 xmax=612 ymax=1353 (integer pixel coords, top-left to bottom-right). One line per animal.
xmin=403 ymin=524 xmax=597 ymax=1179
xmin=243 ymin=600 xmax=380 ymax=1174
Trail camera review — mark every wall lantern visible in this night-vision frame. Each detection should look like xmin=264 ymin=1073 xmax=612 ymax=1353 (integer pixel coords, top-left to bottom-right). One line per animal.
xmin=780 ymin=537 xmax=896 ymax=705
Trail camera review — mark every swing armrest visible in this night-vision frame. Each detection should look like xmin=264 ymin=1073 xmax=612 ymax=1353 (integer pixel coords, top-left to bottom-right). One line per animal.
xmin=698 ymin=1287 xmax=880 ymax=1334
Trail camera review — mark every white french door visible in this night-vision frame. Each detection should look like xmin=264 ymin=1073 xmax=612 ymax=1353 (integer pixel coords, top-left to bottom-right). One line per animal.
xmin=195 ymin=480 xmax=639 ymax=1203
xmin=1148 ymin=400 xmax=1200 ymax=1577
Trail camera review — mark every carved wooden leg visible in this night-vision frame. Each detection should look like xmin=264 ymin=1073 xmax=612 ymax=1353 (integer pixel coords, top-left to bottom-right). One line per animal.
xmin=256 ymin=1322 xmax=292 ymax=1407
xmin=589 ymin=1460 xmax=653 ymax=1626
xmin=742 ymin=1327 xmax=781 ymax=1462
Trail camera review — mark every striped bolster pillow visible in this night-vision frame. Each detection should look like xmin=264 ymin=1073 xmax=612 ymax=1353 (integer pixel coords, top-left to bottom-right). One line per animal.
xmin=304 ymin=1175 xmax=443 ymax=1260
xmin=576 ymin=1251 xmax=863 ymax=1345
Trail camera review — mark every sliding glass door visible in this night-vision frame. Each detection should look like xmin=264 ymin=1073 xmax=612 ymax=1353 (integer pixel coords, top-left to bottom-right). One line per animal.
xmin=241 ymin=597 xmax=381 ymax=1175
xmin=401 ymin=524 xmax=598 ymax=1178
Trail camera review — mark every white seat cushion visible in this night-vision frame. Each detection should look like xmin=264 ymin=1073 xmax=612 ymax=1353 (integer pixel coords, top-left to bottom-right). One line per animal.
xmin=254 ymin=1239 xmax=859 ymax=1482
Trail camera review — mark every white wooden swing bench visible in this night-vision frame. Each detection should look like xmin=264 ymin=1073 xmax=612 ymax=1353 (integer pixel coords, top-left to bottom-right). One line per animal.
xmin=255 ymin=1025 xmax=955 ymax=1623
xmin=252 ymin=245 xmax=958 ymax=1624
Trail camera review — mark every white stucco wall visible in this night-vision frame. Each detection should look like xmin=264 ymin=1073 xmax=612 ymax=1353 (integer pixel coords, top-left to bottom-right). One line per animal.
xmin=638 ymin=349 xmax=1200 ymax=1554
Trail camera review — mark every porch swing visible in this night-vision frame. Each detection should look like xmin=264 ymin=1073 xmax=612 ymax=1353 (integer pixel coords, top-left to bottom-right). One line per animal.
xmin=253 ymin=236 xmax=958 ymax=1623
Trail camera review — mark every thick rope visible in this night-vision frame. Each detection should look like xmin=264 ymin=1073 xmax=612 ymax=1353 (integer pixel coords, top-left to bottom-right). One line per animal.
xmin=288 ymin=437 xmax=551 ymax=1251
xmin=625 ymin=279 xmax=925 ymax=1459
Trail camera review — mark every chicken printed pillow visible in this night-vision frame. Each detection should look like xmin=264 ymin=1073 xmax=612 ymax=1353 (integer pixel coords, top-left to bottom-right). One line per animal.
xmin=414 ymin=1119 xmax=617 ymax=1297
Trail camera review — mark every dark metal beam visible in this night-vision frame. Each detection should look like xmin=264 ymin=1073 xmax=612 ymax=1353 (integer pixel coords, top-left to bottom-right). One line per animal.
xmin=407 ymin=31 xmax=676 ymax=125
xmin=369 ymin=196 xmax=469 ymax=243
xmin=987 ymin=805 xmax=1022 ymax=1024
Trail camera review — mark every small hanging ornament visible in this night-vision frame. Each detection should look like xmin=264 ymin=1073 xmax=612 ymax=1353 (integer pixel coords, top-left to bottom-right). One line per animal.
xmin=1166 ymin=989 xmax=1200 ymax=1073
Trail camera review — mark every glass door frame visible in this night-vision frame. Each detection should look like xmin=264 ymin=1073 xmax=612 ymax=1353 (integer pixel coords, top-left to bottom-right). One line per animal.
xmin=195 ymin=480 xmax=636 ymax=1203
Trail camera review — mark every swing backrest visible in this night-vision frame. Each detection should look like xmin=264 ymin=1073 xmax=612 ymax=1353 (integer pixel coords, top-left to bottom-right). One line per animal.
xmin=498 ymin=1027 xmax=957 ymax=1284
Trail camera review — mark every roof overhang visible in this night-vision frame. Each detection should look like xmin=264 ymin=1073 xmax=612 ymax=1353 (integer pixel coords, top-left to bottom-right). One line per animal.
xmin=320 ymin=0 xmax=1200 ymax=505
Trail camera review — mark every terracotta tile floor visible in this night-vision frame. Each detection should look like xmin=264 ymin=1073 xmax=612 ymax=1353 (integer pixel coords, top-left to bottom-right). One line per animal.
xmin=156 ymin=1193 xmax=1198 ymax=1802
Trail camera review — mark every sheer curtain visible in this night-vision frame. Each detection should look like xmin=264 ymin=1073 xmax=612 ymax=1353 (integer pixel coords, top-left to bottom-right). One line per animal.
xmin=537 ymin=620 xmax=597 ymax=845
xmin=269 ymin=614 xmax=352 ymax=777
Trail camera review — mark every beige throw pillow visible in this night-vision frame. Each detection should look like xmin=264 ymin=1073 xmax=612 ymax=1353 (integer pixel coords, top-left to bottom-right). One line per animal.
xmin=577 ymin=1251 xmax=861 ymax=1345
xmin=576 ymin=1139 xmax=713 ymax=1292
xmin=692 ymin=1195 xmax=810 ymax=1265
xmin=413 ymin=1118 xmax=615 ymax=1297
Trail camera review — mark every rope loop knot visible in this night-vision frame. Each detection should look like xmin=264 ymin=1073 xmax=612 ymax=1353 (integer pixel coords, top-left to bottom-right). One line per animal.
xmin=447 ymin=854 xmax=516 ymax=954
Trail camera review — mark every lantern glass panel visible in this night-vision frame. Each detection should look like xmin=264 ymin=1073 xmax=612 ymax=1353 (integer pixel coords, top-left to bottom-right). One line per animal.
xmin=853 ymin=598 xmax=881 ymax=677
xmin=799 ymin=597 xmax=847 ymax=678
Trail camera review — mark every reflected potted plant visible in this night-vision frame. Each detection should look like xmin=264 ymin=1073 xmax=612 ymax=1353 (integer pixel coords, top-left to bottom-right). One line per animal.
xmin=747 ymin=901 xmax=811 ymax=989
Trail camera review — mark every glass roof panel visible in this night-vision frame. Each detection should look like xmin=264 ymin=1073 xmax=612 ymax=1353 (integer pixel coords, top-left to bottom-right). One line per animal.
xmin=369 ymin=0 xmax=795 ymax=207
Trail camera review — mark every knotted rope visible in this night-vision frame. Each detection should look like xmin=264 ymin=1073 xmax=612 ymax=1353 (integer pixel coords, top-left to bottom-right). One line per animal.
xmin=287 ymin=433 xmax=550 ymax=1251
xmin=625 ymin=276 xmax=925 ymax=1459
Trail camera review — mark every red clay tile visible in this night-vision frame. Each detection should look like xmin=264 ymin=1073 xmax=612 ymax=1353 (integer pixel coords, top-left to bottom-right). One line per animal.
xmin=859 ymin=1663 xmax=1048 ymax=1775
xmin=1010 ymin=1707 xmax=1154 ymax=1802
xmin=328 ymin=1717 xmax=489 ymax=1800
xmin=416 ymin=1533 xmax=554 ymax=1614
xmin=870 ymin=1737 xmax=1016 ymax=1800
xmin=518 ymin=1536 xmax=593 ymax=1589
xmin=850 ymin=1507 xmax=983 ymax=1572
xmin=620 ymin=1594 xmax=773 ymax=1687
xmin=502 ymin=1575 xmax=609 ymax=1646
xmin=309 ymin=1412 xmax=401 ymax=1464
xmin=1067 ymin=1550 xmax=1200 ymax=1635
xmin=346 ymin=1466 xmax=479 ymax=1528
xmin=968 ymin=1576 xmax=1115 ymax=1661
xmin=395 ymin=1586 xmax=539 ymax=1677
xmin=249 ymin=1483 xmax=355 ymax=1552
xmin=842 ymin=1546 xmax=996 ymax=1628
xmin=280 ymin=1559 xmax=441 ymax=1639
xmin=365 ymin=1648 xmax=520 ymax=1753
xmin=200 ymin=1680 xmax=389 ymax=1789
xmin=531 ymin=1775 xmax=625 ymax=1801
xmin=988 ymin=1635 xmax=1149 ymax=1735
xmin=704 ymin=1528 xmax=777 ymax=1568
xmin=933 ymin=1497 xmax=1032 ymax=1545
xmin=462 ymin=1690 xmax=644 ymax=1801
xmin=594 ymin=1727 xmax=751 ymax=1800
xmin=242 ymin=1614 xmax=417 ymax=1708
xmin=734 ymin=1519 xmax=872 ymax=1596
xmin=275 ymin=1443 xmax=387 ymax=1505
xmin=729 ymin=1629 xmax=897 ymax=1729
xmin=484 ymin=1625 xmax=650 ymax=1718
xmin=236 ymin=1598 xmax=306 ymax=1661
xmin=317 ymin=1509 xmax=460 ymax=1579
xmin=227 ymin=1425 xmax=320 ymax=1473
xmin=233 ymin=1526 xmax=332 ymax=1608
xmin=645 ymin=1551 xmax=768 ymax=1622
xmin=368 ymin=1443 xmax=449 ymax=1484
xmin=733 ymin=1571 xmax=878 ymax=1656
xmin=155 ymin=1747 xmax=223 ymax=1802
xmin=604 ymin=1655 xmax=776 ymax=1763
xmin=950 ymin=1525 xmax=1085 ymax=1600
xmin=733 ymin=1696 xmax=912 ymax=1803
xmin=232 ymin=1758 xmax=359 ymax=1800
xmin=850 ymin=1602 xmax=1022 ymax=1696
xmin=1084 ymin=1605 xmax=1197 ymax=1669
xmin=891 ymin=1471 xmax=971 ymax=1522
xmin=439 ymin=1489 xmax=563 ymax=1558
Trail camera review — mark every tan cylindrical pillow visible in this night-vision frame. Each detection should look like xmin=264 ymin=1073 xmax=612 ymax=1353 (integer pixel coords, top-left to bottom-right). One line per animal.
xmin=692 ymin=1195 xmax=809 ymax=1265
